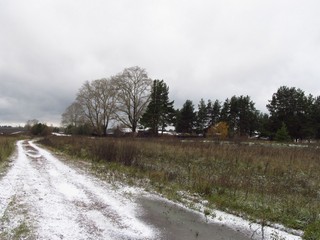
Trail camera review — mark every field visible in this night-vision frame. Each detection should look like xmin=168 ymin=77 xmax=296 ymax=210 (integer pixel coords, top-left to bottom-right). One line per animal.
xmin=0 ymin=136 xmax=17 ymax=174
xmin=40 ymin=136 xmax=320 ymax=239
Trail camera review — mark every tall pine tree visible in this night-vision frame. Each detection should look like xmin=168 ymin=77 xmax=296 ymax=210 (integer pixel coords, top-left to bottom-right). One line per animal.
xmin=175 ymin=100 xmax=196 ymax=134
xmin=140 ymin=80 xmax=174 ymax=136
xmin=210 ymin=99 xmax=221 ymax=126
xmin=220 ymin=95 xmax=258 ymax=137
xmin=267 ymin=86 xmax=308 ymax=141
xmin=196 ymin=99 xmax=208 ymax=134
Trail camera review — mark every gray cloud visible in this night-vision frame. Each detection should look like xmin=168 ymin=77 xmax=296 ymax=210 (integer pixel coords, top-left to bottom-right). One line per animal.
xmin=1 ymin=0 xmax=320 ymax=125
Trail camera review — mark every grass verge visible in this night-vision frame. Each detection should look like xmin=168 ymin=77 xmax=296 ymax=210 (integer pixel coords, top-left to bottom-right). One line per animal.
xmin=0 ymin=136 xmax=18 ymax=175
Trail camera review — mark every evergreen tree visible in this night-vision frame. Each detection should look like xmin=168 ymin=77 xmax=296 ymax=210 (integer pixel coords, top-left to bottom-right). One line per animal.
xmin=237 ymin=95 xmax=258 ymax=136
xmin=196 ymin=99 xmax=209 ymax=134
xmin=220 ymin=98 xmax=230 ymax=123
xmin=301 ymin=94 xmax=316 ymax=141
xmin=256 ymin=113 xmax=271 ymax=138
xmin=207 ymin=99 xmax=221 ymax=126
xmin=219 ymin=95 xmax=258 ymax=137
xmin=140 ymin=80 xmax=174 ymax=136
xmin=30 ymin=123 xmax=51 ymax=136
xmin=312 ymin=96 xmax=320 ymax=139
xmin=267 ymin=86 xmax=308 ymax=141
xmin=175 ymin=100 xmax=196 ymax=134
xmin=275 ymin=122 xmax=291 ymax=142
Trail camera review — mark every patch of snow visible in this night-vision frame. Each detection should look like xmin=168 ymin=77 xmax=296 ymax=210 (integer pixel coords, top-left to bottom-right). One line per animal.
xmin=209 ymin=209 xmax=303 ymax=240
xmin=156 ymin=191 xmax=302 ymax=240
xmin=55 ymin=182 xmax=89 ymax=202
xmin=52 ymin=132 xmax=71 ymax=137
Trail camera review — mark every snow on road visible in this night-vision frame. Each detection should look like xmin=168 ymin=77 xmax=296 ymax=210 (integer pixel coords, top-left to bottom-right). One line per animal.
xmin=0 ymin=140 xmax=156 ymax=239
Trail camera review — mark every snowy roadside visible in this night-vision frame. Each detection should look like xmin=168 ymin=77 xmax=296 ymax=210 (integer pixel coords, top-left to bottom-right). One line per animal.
xmin=0 ymin=140 xmax=303 ymax=240
xmin=158 ymin=191 xmax=303 ymax=240
xmin=0 ymin=140 xmax=156 ymax=239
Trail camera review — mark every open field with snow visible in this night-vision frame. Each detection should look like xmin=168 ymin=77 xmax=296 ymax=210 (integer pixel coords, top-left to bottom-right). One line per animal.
xmin=0 ymin=139 xmax=276 ymax=239
xmin=38 ymin=136 xmax=320 ymax=239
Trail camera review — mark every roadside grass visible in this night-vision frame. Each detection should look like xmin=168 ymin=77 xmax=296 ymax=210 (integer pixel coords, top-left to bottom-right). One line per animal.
xmin=39 ymin=136 xmax=320 ymax=239
xmin=0 ymin=136 xmax=18 ymax=175
xmin=0 ymin=196 xmax=33 ymax=240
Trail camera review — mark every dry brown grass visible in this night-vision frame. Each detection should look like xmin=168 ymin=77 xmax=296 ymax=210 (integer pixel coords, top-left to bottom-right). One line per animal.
xmin=0 ymin=136 xmax=17 ymax=173
xmin=40 ymin=136 xmax=320 ymax=238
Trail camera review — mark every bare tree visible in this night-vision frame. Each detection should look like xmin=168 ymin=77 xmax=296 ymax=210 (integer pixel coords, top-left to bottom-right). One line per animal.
xmin=76 ymin=78 xmax=116 ymax=135
xmin=92 ymin=78 xmax=117 ymax=135
xmin=61 ymin=101 xmax=85 ymax=128
xmin=113 ymin=66 xmax=152 ymax=133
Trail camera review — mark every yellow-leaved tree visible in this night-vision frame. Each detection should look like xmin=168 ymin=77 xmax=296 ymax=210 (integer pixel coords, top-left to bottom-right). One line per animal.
xmin=206 ymin=121 xmax=229 ymax=140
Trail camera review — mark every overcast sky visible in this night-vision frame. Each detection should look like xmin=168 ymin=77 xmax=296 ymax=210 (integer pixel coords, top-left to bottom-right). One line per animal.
xmin=1 ymin=0 xmax=320 ymax=126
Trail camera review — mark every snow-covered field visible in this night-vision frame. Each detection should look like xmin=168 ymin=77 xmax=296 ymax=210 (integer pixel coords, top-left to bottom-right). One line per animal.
xmin=0 ymin=140 xmax=303 ymax=240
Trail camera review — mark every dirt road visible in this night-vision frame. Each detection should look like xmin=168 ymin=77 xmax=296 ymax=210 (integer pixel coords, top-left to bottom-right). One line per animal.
xmin=0 ymin=140 xmax=299 ymax=240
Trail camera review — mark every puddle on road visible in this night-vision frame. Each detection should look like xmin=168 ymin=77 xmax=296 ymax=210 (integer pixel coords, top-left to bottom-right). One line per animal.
xmin=137 ymin=197 xmax=251 ymax=240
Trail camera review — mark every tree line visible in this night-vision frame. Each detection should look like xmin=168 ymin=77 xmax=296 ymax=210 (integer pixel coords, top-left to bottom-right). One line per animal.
xmin=62 ymin=66 xmax=320 ymax=141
